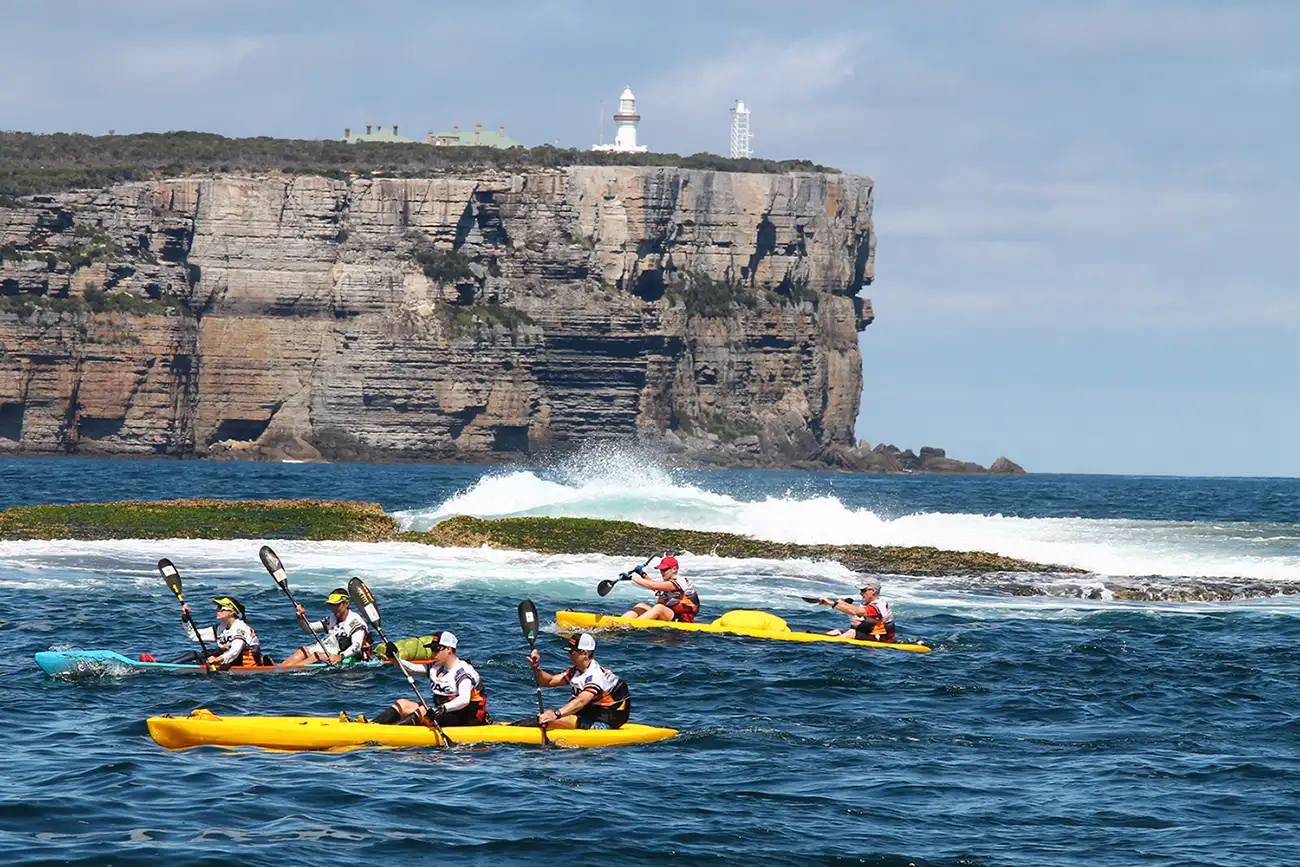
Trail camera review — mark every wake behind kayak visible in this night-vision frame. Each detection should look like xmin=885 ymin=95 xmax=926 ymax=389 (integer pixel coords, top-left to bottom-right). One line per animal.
xmin=34 ymin=650 xmax=389 ymax=678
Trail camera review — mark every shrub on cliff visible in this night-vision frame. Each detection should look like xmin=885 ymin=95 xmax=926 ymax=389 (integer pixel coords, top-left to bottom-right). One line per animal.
xmin=0 ymin=131 xmax=841 ymax=197
xmin=667 ymin=271 xmax=757 ymax=318
xmin=414 ymin=242 xmax=475 ymax=284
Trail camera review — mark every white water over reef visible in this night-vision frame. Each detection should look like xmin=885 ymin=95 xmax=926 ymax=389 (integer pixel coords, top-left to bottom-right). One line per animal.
xmin=391 ymin=450 xmax=1300 ymax=584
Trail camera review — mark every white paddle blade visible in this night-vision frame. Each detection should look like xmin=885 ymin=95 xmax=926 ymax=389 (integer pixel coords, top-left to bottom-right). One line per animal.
xmin=259 ymin=546 xmax=290 ymax=589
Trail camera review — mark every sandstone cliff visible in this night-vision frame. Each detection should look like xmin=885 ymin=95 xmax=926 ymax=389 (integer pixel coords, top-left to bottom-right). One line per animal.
xmin=0 ymin=168 xmax=880 ymax=465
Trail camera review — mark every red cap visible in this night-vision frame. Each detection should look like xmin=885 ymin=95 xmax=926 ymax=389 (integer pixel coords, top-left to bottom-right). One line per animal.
xmin=656 ymin=556 xmax=679 ymax=571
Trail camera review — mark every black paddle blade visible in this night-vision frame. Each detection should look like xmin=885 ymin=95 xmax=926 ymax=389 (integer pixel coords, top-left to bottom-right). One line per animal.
xmin=157 ymin=559 xmax=184 ymax=601
xmin=259 ymin=545 xmax=289 ymax=589
xmin=348 ymin=577 xmax=381 ymax=629
xmin=518 ymin=600 xmax=539 ymax=641
xmin=800 ymin=596 xmax=822 ymax=603
xmin=596 ymin=578 xmax=617 ymax=597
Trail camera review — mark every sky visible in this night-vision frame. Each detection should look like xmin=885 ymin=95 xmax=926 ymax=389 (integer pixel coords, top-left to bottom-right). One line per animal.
xmin=2 ymin=0 xmax=1297 ymax=477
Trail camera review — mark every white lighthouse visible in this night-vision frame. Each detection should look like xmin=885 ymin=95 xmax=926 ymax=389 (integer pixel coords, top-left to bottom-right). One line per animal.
xmin=593 ymin=87 xmax=648 ymax=153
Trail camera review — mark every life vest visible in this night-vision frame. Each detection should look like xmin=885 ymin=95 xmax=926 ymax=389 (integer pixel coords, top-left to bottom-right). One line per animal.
xmin=188 ymin=618 xmax=262 ymax=666
xmin=852 ymin=597 xmax=896 ymax=642
xmin=656 ymin=575 xmax=701 ymax=623
xmin=428 ymin=658 xmax=488 ymax=722
xmin=315 ymin=610 xmax=372 ymax=659
xmin=565 ymin=658 xmax=629 ymax=710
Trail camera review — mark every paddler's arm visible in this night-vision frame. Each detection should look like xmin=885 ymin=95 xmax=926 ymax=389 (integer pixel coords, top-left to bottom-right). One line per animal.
xmin=208 ymin=636 xmax=245 ymax=666
xmin=528 ymin=649 xmax=568 ymax=687
xmin=294 ymin=604 xmax=324 ymax=634
xmin=395 ymin=657 xmax=431 ymax=677
xmin=628 ymin=572 xmax=678 ymax=592
xmin=336 ymin=625 xmax=367 ymax=660
xmin=822 ymin=598 xmax=867 ymax=617
xmin=540 ymin=686 xmax=597 ymax=724
xmin=439 ymin=676 xmax=474 ymax=713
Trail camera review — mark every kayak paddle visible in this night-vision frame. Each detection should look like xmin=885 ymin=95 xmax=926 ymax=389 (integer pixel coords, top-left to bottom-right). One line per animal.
xmin=597 ymin=554 xmax=658 ymax=597
xmin=347 ymin=577 xmax=453 ymax=747
xmin=517 ymin=599 xmax=551 ymax=747
xmin=157 ymin=558 xmax=213 ymax=672
xmin=800 ymin=596 xmax=854 ymax=605
xmin=259 ymin=545 xmax=335 ymax=668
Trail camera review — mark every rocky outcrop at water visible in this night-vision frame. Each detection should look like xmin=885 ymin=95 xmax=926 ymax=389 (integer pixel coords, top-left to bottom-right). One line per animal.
xmin=0 ymin=165 xmax=1016 ymax=472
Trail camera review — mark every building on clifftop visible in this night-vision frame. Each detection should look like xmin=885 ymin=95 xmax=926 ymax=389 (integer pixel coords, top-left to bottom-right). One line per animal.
xmin=429 ymin=123 xmax=520 ymax=148
xmin=592 ymin=87 xmax=648 ymax=153
xmin=340 ymin=124 xmax=416 ymax=144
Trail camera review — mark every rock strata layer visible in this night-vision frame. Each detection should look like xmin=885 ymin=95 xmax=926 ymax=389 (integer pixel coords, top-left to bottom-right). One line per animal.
xmin=0 ymin=167 xmax=1013 ymax=471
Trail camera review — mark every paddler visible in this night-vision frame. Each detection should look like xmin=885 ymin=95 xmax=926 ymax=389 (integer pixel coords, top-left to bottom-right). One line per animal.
xmin=370 ymin=631 xmax=489 ymax=726
xmin=621 ymin=555 xmax=701 ymax=622
xmin=529 ymin=633 xmax=631 ymax=730
xmin=277 ymin=587 xmax=371 ymax=667
xmin=175 ymin=597 xmax=264 ymax=667
xmin=820 ymin=577 xmax=896 ymax=642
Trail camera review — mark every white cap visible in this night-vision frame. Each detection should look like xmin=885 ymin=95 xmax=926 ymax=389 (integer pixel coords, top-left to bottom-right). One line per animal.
xmin=569 ymin=633 xmax=596 ymax=652
xmin=427 ymin=631 xmax=458 ymax=650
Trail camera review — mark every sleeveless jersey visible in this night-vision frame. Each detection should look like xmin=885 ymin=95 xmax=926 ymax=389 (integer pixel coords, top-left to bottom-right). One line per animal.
xmin=306 ymin=610 xmax=370 ymax=658
xmin=186 ymin=618 xmax=261 ymax=665
xmin=563 ymin=658 xmax=629 ymax=708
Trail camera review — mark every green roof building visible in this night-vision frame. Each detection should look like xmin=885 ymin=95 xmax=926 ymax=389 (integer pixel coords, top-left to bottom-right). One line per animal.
xmin=429 ymin=123 xmax=521 ymax=149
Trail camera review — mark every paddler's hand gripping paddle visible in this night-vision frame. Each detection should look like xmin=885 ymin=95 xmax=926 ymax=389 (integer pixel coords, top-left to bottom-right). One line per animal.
xmin=597 ymin=554 xmax=658 ymax=597
xmin=259 ymin=545 xmax=336 ymax=668
xmin=347 ymin=577 xmax=453 ymax=747
xmin=517 ymin=599 xmax=552 ymax=747
xmin=158 ymin=558 xmax=214 ymax=673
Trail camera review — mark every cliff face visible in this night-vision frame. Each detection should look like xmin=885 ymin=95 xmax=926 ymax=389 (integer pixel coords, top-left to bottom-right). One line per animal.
xmin=0 ymin=168 xmax=874 ymax=464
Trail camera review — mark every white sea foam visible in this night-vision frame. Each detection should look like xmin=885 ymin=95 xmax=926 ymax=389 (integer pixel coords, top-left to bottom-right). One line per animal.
xmin=394 ymin=450 xmax=1300 ymax=584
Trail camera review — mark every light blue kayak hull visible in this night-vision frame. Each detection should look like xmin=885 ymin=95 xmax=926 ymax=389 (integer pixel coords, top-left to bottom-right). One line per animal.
xmin=34 ymin=650 xmax=385 ymax=677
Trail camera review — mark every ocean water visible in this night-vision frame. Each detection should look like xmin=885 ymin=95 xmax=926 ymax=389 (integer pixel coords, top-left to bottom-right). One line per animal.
xmin=1 ymin=454 xmax=1298 ymax=866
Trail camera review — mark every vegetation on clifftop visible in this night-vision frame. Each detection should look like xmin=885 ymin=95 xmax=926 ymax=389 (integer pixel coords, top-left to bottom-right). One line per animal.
xmin=0 ymin=131 xmax=840 ymax=197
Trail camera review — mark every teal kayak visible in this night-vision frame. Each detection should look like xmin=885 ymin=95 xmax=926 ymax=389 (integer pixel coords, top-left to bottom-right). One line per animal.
xmin=34 ymin=650 xmax=388 ymax=678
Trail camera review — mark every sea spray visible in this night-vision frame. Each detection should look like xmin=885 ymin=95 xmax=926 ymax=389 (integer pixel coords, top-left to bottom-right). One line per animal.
xmin=395 ymin=448 xmax=1300 ymax=583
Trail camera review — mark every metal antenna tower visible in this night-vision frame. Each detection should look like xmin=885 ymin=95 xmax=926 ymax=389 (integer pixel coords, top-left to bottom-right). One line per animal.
xmin=729 ymin=99 xmax=752 ymax=159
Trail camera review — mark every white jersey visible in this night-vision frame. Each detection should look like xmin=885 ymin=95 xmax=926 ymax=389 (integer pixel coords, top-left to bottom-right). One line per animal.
xmin=398 ymin=657 xmax=485 ymax=713
xmin=851 ymin=597 xmax=894 ymax=628
xmin=303 ymin=610 xmax=369 ymax=658
xmin=185 ymin=618 xmax=260 ymax=665
xmin=563 ymin=658 xmax=628 ymax=707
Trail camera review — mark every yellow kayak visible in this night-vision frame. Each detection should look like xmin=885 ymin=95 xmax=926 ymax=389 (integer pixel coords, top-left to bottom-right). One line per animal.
xmin=556 ymin=610 xmax=932 ymax=653
xmin=147 ymin=708 xmax=677 ymax=751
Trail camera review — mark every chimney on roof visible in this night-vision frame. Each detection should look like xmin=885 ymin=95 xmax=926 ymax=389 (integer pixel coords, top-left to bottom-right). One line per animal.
xmin=366 ymin=124 xmax=372 ymax=134
xmin=393 ymin=124 xmax=398 ymax=135
xmin=345 ymin=127 xmax=350 ymax=138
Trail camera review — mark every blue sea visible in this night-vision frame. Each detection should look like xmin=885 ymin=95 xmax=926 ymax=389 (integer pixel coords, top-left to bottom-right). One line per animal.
xmin=2 ymin=453 xmax=1298 ymax=866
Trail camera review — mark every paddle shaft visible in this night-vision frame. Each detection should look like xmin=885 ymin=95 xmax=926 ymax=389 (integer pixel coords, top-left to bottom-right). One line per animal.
xmin=346 ymin=578 xmax=452 ymax=747
xmin=526 ymin=635 xmax=552 ymax=747
xmin=517 ymin=600 xmax=551 ymax=746
xmin=598 ymin=554 xmax=658 ymax=596
xmin=802 ymin=596 xmax=854 ymax=605
xmin=158 ymin=559 xmax=214 ymax=672
xmin=260 ymin=547 xmax=336 ymax=668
